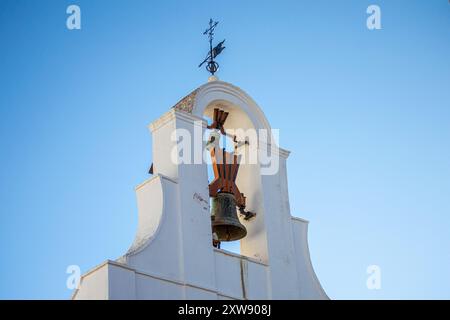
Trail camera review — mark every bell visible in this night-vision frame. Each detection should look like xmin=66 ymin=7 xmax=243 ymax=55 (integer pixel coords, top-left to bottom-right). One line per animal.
xmin=211 ymin=192 xmax=247 ymax=241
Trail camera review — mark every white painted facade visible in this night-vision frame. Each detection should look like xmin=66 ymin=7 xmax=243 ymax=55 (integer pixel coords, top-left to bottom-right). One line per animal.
xmin=72 ymin=80 xmax=328 ymax=300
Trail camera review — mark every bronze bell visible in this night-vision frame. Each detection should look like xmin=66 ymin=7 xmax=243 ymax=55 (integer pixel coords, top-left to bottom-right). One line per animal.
xmin=211 ymin=192 xmax=247 ymax=241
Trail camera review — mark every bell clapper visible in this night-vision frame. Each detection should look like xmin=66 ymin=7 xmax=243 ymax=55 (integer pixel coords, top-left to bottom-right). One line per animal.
xmin=212 ymin=232 xmax=221 ymax=249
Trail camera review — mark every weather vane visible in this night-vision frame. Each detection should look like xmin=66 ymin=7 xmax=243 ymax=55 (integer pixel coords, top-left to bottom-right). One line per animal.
xmin=199 ymin=19 xmax=226 ymax=76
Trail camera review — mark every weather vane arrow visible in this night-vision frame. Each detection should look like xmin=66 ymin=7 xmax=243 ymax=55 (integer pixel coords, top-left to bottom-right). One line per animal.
xmin=199 ymin=19 xmax=225 ymax=76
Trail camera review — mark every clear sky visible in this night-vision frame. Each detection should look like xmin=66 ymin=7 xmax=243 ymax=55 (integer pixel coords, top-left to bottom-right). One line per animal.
xmin=0 ymin=0 xmax=449 ymax=299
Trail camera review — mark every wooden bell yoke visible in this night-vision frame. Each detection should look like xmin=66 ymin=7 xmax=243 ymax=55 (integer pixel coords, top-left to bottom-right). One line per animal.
xmin=209 ymin=147 xmax=246 ymax=208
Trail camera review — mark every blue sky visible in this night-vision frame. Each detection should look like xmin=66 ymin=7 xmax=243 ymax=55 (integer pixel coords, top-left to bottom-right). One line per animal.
xmin=0 ymin=0 xmax=449 ymax=299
